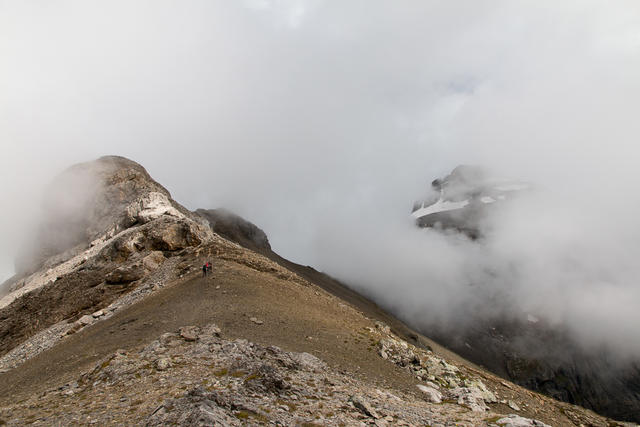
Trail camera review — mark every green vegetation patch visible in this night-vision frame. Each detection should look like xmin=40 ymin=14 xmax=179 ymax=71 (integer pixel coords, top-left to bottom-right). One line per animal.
xmin=213 ymin=368 xmax=228 ymax=377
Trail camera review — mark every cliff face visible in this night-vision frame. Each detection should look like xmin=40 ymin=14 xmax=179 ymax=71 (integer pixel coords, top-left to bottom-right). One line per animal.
xmin=0 ymin=156 xmax=214 ymax=358
xmin=14 ymin=156 xmax=199 ymax=277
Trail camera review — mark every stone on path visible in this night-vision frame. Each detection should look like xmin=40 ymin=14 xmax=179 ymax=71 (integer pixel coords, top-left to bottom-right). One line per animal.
xmin=350 ymin=394 xmax=379 ymax=419
xmin=416 ymin=384 xmax=442 ymax=403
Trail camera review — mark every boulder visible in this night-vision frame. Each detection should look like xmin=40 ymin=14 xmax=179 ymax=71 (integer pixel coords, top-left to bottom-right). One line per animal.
xmin=496 ymin=415 xmax=551 ymax=427
xmin=350 ymin=395 xmax=379 ymax=419
xmin=288 ymin=352 xmax=327 ymax=373
xmin=179 ymin=326 xmax=200 ymax=342
xmin=374 ymin=321 xmax=391 ymax=334
xmin=145 ymin=219 xmax=203 ymax=251
xmin=451 ymin=386 xmax=489 ymax=412
xmin=508 ymin=400 xmax=521 ymax=411
xmin=199 ymin=324 xmax=221 ymax=338
xmin=249 ymin=317 xmax=264 ymax=325
xmin=105 ymin=265 xmax=144 ymax=284
xmin=416 ymin=384 xmax=442 ymax=403
xmin=147 ymin=387 xmax=241 ymax=426
xmin=78 ymin=315 xmax=94 ymax=326
xmin=155 ymin=358 xmax=172 ymax=371
xmin=463 ymin=378 xmax=497 ymax=403
xmin=143 ymin=251 xmax=165 ymax=271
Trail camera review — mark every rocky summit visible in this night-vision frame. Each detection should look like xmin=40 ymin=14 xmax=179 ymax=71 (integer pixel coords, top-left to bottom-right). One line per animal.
xmin=0 ymin=157 xmax=635 ymax=426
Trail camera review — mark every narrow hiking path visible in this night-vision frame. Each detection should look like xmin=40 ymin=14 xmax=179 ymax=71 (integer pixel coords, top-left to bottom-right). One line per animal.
xmin=0 ymin=258 xmax=420 ymax=405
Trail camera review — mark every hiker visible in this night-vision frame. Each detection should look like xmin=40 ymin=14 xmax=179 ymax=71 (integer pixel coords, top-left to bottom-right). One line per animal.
xmin=206 ymin=261 xmax=212 ymax=275
xmin=202 ymin=263 xmax=207 ymax=277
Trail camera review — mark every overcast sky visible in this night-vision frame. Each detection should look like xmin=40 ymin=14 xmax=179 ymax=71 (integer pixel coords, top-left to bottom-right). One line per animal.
xmin=2 ymin=1 xmax=640 ymax=355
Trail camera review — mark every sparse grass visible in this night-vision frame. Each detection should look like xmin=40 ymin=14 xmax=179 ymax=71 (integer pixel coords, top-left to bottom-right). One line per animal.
xmin=244 ymin=373 xmax=261 ymax=382
xmin=252 ymin=413 xmax=268 ymax=423
xmin=235 ymin=411 xmax=249 ymax=419
xmin=230 ymin=370 xmax=246 ymax=378
xmin=213 ymin=368 xmax=228 ymax=377
xmin=275 ymin=398 xmax=297 ymax=412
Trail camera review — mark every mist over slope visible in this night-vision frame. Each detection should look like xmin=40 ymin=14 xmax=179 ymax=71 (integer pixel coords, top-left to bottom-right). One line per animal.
xmin=318 ymin=164 xmax=640 ymax=360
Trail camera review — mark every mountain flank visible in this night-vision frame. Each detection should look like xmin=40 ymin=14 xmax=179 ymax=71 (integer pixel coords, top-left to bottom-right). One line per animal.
xmin=0 ymin=156 xmax=632 ymax=426
xmin=411 ymin=166 xmax=640 ymax=423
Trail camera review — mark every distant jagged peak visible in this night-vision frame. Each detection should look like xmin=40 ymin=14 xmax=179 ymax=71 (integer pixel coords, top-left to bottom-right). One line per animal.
xmin=411 ymin=165 xmax=530 ymax=238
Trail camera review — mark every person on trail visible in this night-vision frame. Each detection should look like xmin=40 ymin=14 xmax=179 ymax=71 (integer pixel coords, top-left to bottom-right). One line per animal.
xmin=202 ymin=263 xmax=207 ymax=277
xmin=206 ymin=261 xmax=212 ymax=275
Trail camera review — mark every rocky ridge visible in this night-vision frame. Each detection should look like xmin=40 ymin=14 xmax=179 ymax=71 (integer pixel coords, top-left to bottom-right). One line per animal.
xmin=0 ymin=157 xmax=634 ymax=426
xmin=0 ymin=322 xmax=562 ymax=426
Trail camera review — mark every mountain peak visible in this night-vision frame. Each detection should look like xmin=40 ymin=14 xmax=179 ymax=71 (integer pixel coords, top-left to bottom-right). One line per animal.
xmin=14 ymin=156 xmax=196 ymax=276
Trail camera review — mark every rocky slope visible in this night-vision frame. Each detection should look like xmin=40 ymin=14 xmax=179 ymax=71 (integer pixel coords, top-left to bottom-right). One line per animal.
xmin=0 ymin=157 xmax=633 ymax=426
xmin=411 ymin=166 xmax=640 ymax=423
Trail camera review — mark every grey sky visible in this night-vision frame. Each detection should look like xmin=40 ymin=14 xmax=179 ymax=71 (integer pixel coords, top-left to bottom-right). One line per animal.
xmin=2 ymin=1 xmax=640 ymax=354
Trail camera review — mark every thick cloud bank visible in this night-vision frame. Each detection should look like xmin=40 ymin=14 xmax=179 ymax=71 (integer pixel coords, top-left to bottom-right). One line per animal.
xmin=2 ymin=1 xmax=640 ymax=356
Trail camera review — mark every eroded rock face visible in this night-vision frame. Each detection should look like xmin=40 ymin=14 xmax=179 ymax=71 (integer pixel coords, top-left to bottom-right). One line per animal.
xmin=144 ymin=218 xmax=204 ymax=251
xmin=0 ymin=156 xmax=217 ymax=364
xmin=105 ymin=265 xmax=144 ymax=284
xmin=142 ymin=251 xmax=165 ymax=271
xmin=15 ymin=156 xmax=190 ymax=275
xmin=125 ymin=192 xmax=184 ymax=226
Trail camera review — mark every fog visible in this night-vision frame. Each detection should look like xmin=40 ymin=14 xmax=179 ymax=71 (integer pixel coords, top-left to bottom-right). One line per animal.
xmin=2 ymin=1 xmax=640 ymax=356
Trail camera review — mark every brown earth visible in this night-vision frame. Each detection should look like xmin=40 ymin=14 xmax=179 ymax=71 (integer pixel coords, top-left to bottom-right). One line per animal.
xmin=0 ymin=243 xmax=624 ymax=426
xmin=0 ymin=253 xmax=420 ymax=405
xmin=0 ymin=267 xmax=130 ymax=358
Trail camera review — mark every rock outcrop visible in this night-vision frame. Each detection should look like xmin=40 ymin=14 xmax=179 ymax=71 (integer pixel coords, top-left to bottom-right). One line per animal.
xmin=195 ymin=208 xmax=271 ymax=253
xmin=14 ymin=156 xmax=190 ymax=275
xmin=0 ymin=324 xmax=557 ymax=426
xmin=0 ymin=156 xmax=215 ymax=363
